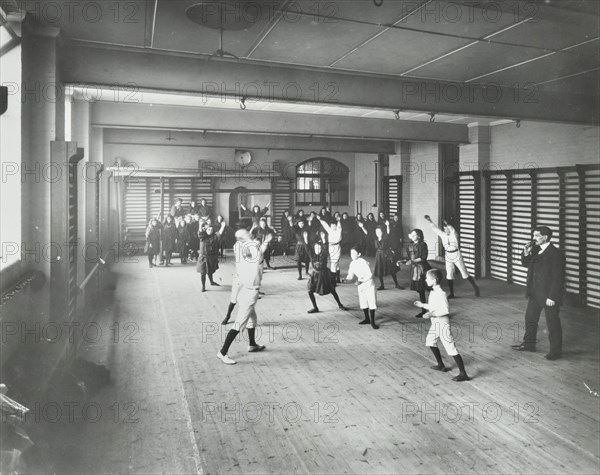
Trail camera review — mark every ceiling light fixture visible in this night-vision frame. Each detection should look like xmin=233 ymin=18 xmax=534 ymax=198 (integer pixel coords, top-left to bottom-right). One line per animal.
xmin=185 ymin=1 xmax=256 ymax=60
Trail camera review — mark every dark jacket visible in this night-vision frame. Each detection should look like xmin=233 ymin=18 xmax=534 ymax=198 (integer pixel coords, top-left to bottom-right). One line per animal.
xmin=162 ymin=222 xmax=177 ymax=252
xmin=521 ymin=243 xmax=565 ymax=306
xmin=145 ymin=225 xmax=161 ymax=254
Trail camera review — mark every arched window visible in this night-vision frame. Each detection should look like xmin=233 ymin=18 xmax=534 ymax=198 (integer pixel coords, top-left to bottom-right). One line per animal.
xmin=296 ymin=158 xmax=349 ymax=206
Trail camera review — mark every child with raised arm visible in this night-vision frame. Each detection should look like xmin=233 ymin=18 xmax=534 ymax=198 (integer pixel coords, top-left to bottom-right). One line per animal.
xmin=317 ymin=214 xmax=342 ymax=283
xmin=343 ymin=247 xmax=379 ymax=329
xmin=414 ymin=269 xmax=471 ymax=382
xmin=424 ymin=214 xmax=480 ymax=298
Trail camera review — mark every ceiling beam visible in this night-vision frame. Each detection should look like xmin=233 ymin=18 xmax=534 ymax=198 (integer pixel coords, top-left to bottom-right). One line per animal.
xmin=103 ymin=128 xmax=396 ymax=154
xmin=91 ymin=102 xmax=469 ymax=144
xmin=62 ymin=41 xmax=598 ymax=125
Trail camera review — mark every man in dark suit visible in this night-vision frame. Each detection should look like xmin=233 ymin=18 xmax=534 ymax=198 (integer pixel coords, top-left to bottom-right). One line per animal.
xmin=512 ymin=226 xmax=565 ymax=360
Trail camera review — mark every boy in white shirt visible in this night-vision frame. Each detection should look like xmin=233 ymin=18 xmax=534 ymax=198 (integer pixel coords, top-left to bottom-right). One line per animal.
xmin=217 ymin=229 xmax=272 ymax=365
xmin=343 ymin=247 xmax=379 ymax=329
xmin=414 ymin=269 xmax=471 ymax=382
xmin=424 ymin=214 xmax=480 ymax=298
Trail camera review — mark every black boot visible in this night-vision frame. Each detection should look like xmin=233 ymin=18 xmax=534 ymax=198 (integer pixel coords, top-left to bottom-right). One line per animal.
xmin=370 ymin=309 xmax=379 ymax=329
xmin=201 ymin=274 xmax=206 ymax=292
xmin=452 ymin=354 xmax=471 ymax=381
xmin=331 ymin=290 xmax=347 ymax=311
xmin=219 ymin=329 xmax=239 ymax=357
xmin=467 ymin=276 xmax=480 ymax=297
xmin=429 ymin=346 xmax=448 ymax=371
xmin=447 ymin=279 xmax=455 ymax=299
xmin=222 ymin=302 xmax=235 ymax=325
xmin=336 ymin=270 xmax=341 ymax=283
xmin=307 ymin=292 xmax=319 ymax=313
xmin=392 ymin=272 xmax=403 ymax=289
xmin=359 ymin=308 xmax=370 ymax=325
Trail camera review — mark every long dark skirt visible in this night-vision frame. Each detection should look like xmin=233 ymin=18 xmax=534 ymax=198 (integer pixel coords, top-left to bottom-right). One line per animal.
xmin=294 ymin=242 xmax=311 ymax=263
xmin=409 ymin=261 xmax=431 ymax=292
xmin=307 ymin=269 xmax=336 ymax=296
xmin=374 ymin=249 xmax=398 ymax=278
xmin=197 ymin=254 xmax=219 ymax=274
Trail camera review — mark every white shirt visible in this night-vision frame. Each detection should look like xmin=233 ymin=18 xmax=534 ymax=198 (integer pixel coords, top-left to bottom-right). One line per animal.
xmin=347 ymin=258 xmax=373 ymax=283
xmin=235 ymin=240 xmax=264 ymax=288
xmin=538 ymin=242 xmax=550 ymax=255
xmin=320 ymin=221 xmax=342 ymax=244
xmin=429 ymin=222 xmax=460 ymax=252
xmin=422 ymin=286 xmax=450 ymax=317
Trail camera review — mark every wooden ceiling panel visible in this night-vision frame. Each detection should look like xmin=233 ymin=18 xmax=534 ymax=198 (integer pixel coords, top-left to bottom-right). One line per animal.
xmin=333 ymin=27 xmax=472 ymax=75
xmin=477 ymin=44 xmax=600 ymax=88
xmin=249 ymin=11 xmax=381 ymax=66
xmin=490 ymin=5 xmax=599 ymax=50
xmin=26 ymin=0 xmax=148 ymax=46
xmin=293 ymin=0 xmax=428 ymax=24
xmin=399 ymin=0 xmax=522 ymax=39
xmin=412 ymin=42 xmax=551 ymax=82
xmin=536 ymin=70 xmax=600 ymax=97
xmin=553 ymin=0 xmax=600 ymax=16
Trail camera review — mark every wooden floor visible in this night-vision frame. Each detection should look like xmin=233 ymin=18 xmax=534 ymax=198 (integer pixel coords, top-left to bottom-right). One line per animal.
xmin=55 ymin=253 xmax=599 ymax=474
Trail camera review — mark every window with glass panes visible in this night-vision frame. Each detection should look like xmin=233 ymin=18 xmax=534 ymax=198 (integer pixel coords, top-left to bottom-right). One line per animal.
xmin=296 ymin=158 xmax=349 ymax=206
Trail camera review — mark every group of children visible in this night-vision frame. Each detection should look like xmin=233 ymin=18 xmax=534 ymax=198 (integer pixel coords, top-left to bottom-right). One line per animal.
xmin=145 ymin=201 xmax=475 ymax=381
xmin=344 ymin=246 xmax=470 ymax=381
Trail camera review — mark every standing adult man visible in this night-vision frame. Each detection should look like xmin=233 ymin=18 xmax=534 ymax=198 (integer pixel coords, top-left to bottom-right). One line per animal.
xmin=217 ymin=228 xmax=273 ymax=364
xmin=512 ymin=226 xmax=565 ymax=360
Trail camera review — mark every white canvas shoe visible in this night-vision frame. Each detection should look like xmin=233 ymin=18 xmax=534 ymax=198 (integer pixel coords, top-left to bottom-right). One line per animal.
xmin=217 ymin=351 xmax=237 ymax=364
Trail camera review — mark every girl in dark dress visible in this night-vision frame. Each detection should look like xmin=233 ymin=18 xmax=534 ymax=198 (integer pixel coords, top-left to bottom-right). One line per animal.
xmin=399 ymin=228 xmax=432 ymax=318
xmin=373 ymin=224 xmax=400 ymax=290
xmin=340 ymin=212 xmax=354 ymax=254
xmin=241 ymin=202 xmax=270 ymax=227
xmin=161 ymin=215 xmax=177 ymax=266
xmin=281 ymin=213 xmax=295 ymax=257
xmin=293 ymin=220 xmax=311 ymax=280
xmin=197 ymin=220 xmax=226 ymax=292
xmin=318 ymin=207 xmax=332 ymax=225
xmin=306 ymin=242 xmax=347 ymax=313
xmin=307 ymin=211 xmax=321 ymax=243
xmin=377 ymin=211 xmax=388 ymax=231
xmin=389 ymin=213 xmax=404 ymax=258
xmin=188 ymin=215 xmax=200 ymax=261
xmin=252 ymin=217 xmax=276 ymax=269
xmin=353 ymin=214 xmax=367 ymax=255
xmin=216 ymin=215 xmax=232 ymax=257
xmin=175 ymin=217 xmax=190 ymax=264
xmin=145 ymin=218 xmax=161 ymax=268
xmin=280 ymin=209 xmax=291 ymax=249
xmin=365 ymin=213 xmax=377 ymax=257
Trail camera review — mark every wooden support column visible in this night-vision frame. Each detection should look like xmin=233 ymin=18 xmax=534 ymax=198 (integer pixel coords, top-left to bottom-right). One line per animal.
xmin=577 ymin=165 xmax=588 ymax=306
xmin=506 ymin=172 xmax=513 ymax=283
xmin=473 ymin=171 xmax=482 ymax=279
